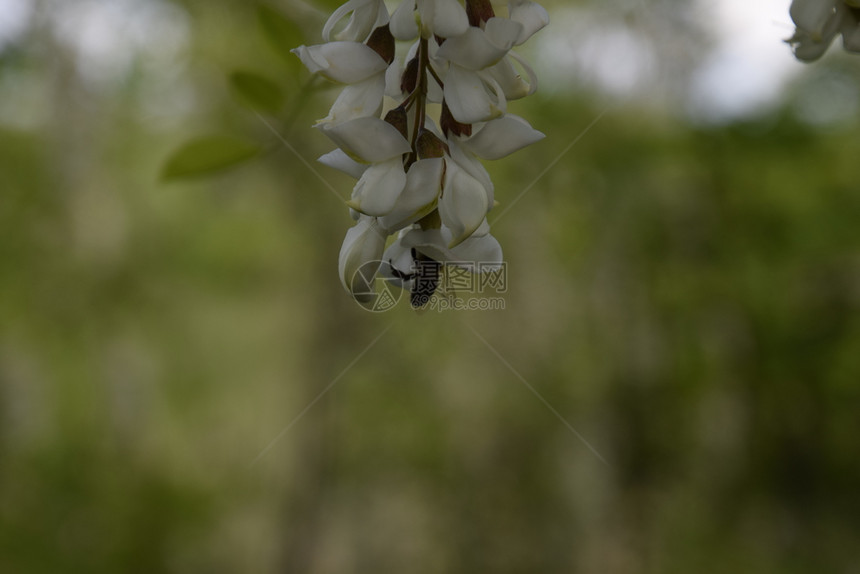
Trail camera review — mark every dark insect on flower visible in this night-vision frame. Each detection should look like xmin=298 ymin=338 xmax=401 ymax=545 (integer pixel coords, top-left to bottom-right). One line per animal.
xmin=389 ymin=249 xmax=442 ymax=308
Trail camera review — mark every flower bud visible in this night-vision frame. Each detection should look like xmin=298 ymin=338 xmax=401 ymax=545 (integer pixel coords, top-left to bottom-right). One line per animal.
xmin=366 ymin=24 xmax=396 ymax=64
xmin=466 ymin=0 xmax=495 ymax=27
xmin=401 ymin=56 xmax=419 ymax=94
xmin=416 ymin=129 xmax=449 ymax=159
xmin=384 ymin=107 xmax=409 ymax=141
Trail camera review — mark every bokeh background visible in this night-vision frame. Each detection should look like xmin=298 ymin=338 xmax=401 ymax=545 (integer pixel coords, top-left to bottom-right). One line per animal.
xmin=2 ymin=0 xmax=860 ymax=572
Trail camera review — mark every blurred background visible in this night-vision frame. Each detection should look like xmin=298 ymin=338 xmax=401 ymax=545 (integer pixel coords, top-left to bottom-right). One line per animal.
xmin=2 ymin=0 xmax=860 ymax=572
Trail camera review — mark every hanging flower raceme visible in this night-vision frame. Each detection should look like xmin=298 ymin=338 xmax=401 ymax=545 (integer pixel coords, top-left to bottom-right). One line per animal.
xmin=787 ymin=0 xmax=860 ymax=61
xmin=293 ymin=0 xmax=548 ymax=308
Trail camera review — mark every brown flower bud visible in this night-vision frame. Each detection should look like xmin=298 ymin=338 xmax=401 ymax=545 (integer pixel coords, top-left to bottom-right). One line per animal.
xmin=416 ymin=129 xmax=449 ymax=159
xmin=466 ymin=0 xmax=495 ymax=27
xmin=366 ymin=24 xmax=395 ymax=64
xmin=384 ymin=107 xmax=409 ymax=141
xmin=440 ymin=100 xmax=472 ymax=138
xmin=401 ymin=57 xmax=419 ymax=94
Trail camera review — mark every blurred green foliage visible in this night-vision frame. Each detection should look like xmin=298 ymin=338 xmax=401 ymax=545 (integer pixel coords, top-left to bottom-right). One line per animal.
xmin=1 ymin=0 xmax=859 ymax=573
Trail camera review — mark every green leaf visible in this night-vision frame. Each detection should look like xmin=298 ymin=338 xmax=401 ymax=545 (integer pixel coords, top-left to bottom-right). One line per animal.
xmin=229 ymin=71 xmax=285 ymax=113
xmin=257 ymin=4 xmax=302 ymax=63
xmin=160 ymin=136 xmax=262 ymax=181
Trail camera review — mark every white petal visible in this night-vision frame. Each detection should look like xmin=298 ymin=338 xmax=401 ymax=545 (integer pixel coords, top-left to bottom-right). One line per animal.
xmin=291 ymin=42 xmax=387 ymax=84
xmin=486 ymin=57 xmax=530 ymax=100
xmin=507 ymin=50 xmax=539 ymax=97
xmin=464 ymin=114 xmax=544 ymax=160
xmin=338 ymin=216 xmax=388 ymax=302
xmin=447 ymin=138 xmax=494 ymax=203
xmin=318 ymin=148 xmax=369 ymax=179
xmin=391 ymin=0 xmax=418 ymax=40
xmin=379 ymin=158 xmax=444 ymax=232
xmin=349 ymin=158 xmax=408 ymax=216
xmin=470 ymin=218 xmax=491 ymax=238
xmin=323 ymin=0 xmax=386 ymax=43
xmin=396 ymin=225 xmax=502 ymax=268
xmin=509 ymin=1 xmax=549 ymax=45
xmin=385 ymin=59 xmax=404 ymax=97
xmin=317 ymin=74 xmax=385 ymax=126
xmin=447 ymin=230 xmax=503 ymax=268
xmin=790 ymin=0 xmax=838 ymax=39
xmin=444 ymin=65 xmax=502 ymax=124
xmin=323 ymin=0 xmax=361 ymax=41
xmin=788 ymin=6 xmax=842 ymax=62
xmin=436 ymin=22 xmax=517 ymax=70
xmin=430 ymin=0 xmax=469 ymax=38
xmin=319 ymin=117 xmax=411 ymax=162
xmin=439 ymin=161 xmax=490 ymax=247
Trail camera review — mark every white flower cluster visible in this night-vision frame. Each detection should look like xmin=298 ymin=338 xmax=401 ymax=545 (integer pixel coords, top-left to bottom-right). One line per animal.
xmin=292 ymin=0 xmax=548 ymax=306
xmin=788 ymin=0 xmax=860 ymax=61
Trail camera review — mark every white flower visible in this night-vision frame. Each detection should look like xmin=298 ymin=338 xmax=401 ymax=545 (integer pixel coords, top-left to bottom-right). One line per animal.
xmin=317 ymin=116 xmax=411 ymax=163
xmin=379 ymin=158 xmax=445 ymax=232
xmin=347 ymin=157 xmax=408 ymax=216
xmin=459 ymin=114 xmax=545 ymax=161
xmin=787 ymin=0 xmax=860 ymax=61
xmin=318 ymin=74 xmax=387 ymax=126
xmin=291 ymin=41 xmax=388 ymax=84
xmin=436 ymin=17 xmax=523 ymax=70
xmin=439 ymin=159 xmax=491 ymax=247
xmin=443 ymin=65 xmax=506 ymax=123
xmin=338 ymin=216 xmax=388 ymax=302
xmin=391 ymin=0 xmax=470 ymax=40
xmin=486 ymin=50 xmax=538 ymax=100
xmin=508 ymin=0 xmax=550 ymax=45
xmin=318 ymin=148 xmax=370 ymax=179
xmin=323 ymin=0 xmax=389 ymax=43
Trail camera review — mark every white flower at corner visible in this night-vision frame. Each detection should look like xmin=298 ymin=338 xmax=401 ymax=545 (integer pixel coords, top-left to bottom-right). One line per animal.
xmin=786 ymin=0 xmax=860 ymax=61
xmin=338 ymin=215 xmax=388 ymax=303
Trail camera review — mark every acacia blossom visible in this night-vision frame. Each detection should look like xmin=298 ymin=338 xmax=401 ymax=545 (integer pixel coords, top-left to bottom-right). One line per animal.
xmin=788 ymin=0 xmax=860 ymax=61
xmin=293 ymin=0 xmax=548 ymax=307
